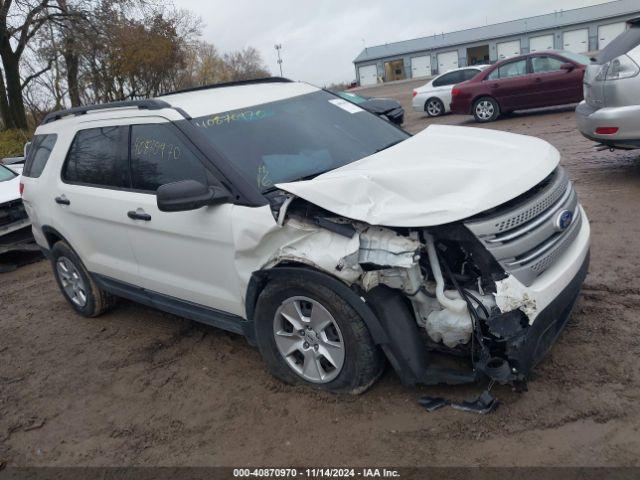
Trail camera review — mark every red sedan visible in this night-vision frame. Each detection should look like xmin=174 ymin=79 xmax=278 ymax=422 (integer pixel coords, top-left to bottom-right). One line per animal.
xmin=450 ymin=50 xmax=591 ymax=122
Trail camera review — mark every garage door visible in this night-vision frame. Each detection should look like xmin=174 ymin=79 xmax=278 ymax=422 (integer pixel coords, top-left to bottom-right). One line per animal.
xmin=358 ymin=65 xmax=378 ymax=86
xmin=598 ymin=22 xmax=627 ymax=50
xmin=411 ymin=55 xmax=432 ymax=78
xmin=437 ymin=51 xmax=459 ymax=74
xmin=563 ymin=28 xmax=589 ymax=53
xmin=529 ymin=34 xmax=554 ymax=52
xmin=497 ymin=40 xmax=521 ymax=60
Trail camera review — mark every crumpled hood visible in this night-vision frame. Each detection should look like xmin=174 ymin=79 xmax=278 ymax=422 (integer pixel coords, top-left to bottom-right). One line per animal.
xmin=276 ymin=124 xmax=559 ymax=227
xmin=0 ymin=174 xmax=21 ymax=204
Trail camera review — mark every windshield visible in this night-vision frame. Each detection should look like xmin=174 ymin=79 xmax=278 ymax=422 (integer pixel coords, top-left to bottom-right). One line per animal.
xmin=336 ymin=91 xmax=368 ymax=104
xmin=559 ymin=51 xmax=592 ymax=65
xmin=0 ymin=164 xmax=17 ymax=182
xmin=191 ymin=90 xmax=409 ymax=192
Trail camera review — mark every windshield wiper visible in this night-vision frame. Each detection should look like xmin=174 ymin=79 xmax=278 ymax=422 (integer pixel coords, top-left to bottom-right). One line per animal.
xmin=374 ymin=139 xmax=404 ymax=153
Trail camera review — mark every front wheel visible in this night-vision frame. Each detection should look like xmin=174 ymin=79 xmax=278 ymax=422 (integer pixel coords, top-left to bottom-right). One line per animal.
xmin=425 ymin=97 xmax=445 ymax=117
xmin=473 ymin=97 xmax=500 ymax=122
xmin=254 ymin=277 xmax=385 ymax=394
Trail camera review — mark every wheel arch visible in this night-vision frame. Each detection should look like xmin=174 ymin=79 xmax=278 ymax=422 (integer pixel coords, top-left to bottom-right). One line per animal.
xmin=245 ymin=264 xmax=429 ymax=386
xmin=471 ymin=94 xmax=500 ymax=115
xmin=41 ymin=225 xmax=72 ymax=251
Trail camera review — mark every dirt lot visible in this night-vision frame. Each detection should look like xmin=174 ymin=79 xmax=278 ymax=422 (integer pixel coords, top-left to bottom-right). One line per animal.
xmin=2 ymin=79 xmax=640 ymax=467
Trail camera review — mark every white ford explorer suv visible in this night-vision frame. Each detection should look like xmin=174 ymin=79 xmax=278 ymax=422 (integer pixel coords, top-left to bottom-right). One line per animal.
xmin=21 ymin=78 xmax=590 ymax=393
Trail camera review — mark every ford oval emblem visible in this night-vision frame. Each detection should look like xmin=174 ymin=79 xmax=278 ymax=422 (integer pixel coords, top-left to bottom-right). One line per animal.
xmin=555 ymin=209 xmax=573 ymax=232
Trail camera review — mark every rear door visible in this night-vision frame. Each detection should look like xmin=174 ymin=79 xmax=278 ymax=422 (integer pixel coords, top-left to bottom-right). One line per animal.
xmin=54 ymin=124 xmax=141 ymax=285
xmin=484 ymin=58 xmax=534 ymax=110
xmin=529 ymin=54 xmax=584 ymax=106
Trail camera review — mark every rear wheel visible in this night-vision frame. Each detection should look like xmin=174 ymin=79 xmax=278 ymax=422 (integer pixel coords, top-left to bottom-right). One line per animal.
xmin=473 ymin=97 xmax=500 ymax=122
xmin=50 ymin=241 xmax=116 ymax=317
xmin=425 ymin=97 xmax=445 ymax=117
xmin=254 ymin=277 xmax=384 ymax=394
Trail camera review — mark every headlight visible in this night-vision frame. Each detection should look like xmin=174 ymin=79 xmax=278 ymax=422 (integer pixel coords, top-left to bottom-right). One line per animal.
xmin=596 ymin=54 xmax=640 ymax=81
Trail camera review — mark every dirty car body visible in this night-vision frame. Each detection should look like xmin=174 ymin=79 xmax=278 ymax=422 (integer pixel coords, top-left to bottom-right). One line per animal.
xmin=24 ymin=79 xmax=589 ymax=392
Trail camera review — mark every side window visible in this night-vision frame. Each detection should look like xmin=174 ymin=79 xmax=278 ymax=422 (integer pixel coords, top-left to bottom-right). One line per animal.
xmin=462 ymin=69 xmax=480 ymax=81
xmin=130 ymin=123 xmax=209 ymax=192
xmin=487 ymin=68 xmax=500 ymax=80
xmin=531 ymin=56 xmax=565 ymax=73
xmin=23 ymin=134 xmax=57 ymax=178
xmin=496 ymin=59 xmax=528 ymax=79
xmin=433 ymin=71 xmax=462 ymax=87
xmin=62 ymin=126 xmax=129 ymax=187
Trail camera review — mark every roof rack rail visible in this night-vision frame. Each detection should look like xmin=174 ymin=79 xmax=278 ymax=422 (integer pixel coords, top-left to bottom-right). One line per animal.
xmin=41 ymin=99 xmax=172 ymax=124
xmin=159 ymin=76 xmax=293 ymax=97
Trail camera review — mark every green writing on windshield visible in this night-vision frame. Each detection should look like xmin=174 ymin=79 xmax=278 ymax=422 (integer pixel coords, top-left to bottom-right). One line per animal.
xmin=194 ymin=109 xmax=274 ymax=128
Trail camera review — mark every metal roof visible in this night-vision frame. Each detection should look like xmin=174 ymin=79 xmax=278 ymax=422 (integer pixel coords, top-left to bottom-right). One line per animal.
xmin=354 ymin=0 xmax=640 ymax=63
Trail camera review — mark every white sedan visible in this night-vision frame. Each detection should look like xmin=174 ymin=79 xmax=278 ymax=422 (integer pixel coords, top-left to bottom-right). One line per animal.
xmin=412 ymin=65 xmax=489 ymax=117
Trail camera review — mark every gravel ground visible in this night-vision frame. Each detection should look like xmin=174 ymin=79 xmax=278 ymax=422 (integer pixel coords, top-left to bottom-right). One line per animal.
xmin=1 ymin=79 xmax=640 ymax=467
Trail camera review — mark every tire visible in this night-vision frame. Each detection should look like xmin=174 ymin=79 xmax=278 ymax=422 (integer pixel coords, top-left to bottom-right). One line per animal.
xmin=472 ymin=96 xmax=500 ymax=122
xmin=50 ymin=240 xmax=116 ymax=317
xmin=254 ymin=277 xmax=385 ymax=394
xmin=425 ymin=97 xmax=445 ymax=117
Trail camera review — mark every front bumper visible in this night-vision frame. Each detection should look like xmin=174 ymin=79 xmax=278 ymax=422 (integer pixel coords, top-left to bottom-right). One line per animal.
xmin=576 ymin=100 xmax=640 ymax=149
xmin=478 ymin=211 xmax=591 ymax=383
xmin=482 ymin=249 xmax=589 ymax=383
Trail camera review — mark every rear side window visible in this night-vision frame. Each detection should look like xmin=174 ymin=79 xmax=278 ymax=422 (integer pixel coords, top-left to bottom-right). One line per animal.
xmin=130 ymin=124 xmax=209 ymax=192
xmin=433 ymin=71 xmax=462 ymax=87
xmin=488 ymin=59 xmax=528 ymax=79
xmin=531 ymin=56 xmax=564 ymax=73
xmin=23 ymin=134 xmax=57 ymax=178
xmin=461 ymin=68 xmax=480 ymax=80
xmin=62 ymin=126 xmax=129 ymax=188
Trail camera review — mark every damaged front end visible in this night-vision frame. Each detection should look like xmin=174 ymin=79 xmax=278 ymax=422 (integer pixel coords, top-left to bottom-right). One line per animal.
xmin=262 ymin=169 xmax=588 ymax=388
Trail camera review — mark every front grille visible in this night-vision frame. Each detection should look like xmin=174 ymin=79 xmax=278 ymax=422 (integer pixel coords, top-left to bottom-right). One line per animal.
xmin=0 ymin=198 xmax=28 ymax=228
xmin=465 ymin=167 xmax=582 ymax=286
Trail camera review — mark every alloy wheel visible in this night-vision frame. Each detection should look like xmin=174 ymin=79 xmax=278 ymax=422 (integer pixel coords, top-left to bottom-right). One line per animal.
xmin=273 ymin=296 xmax=345 ymax=384
xmin=56 ymin=256 xmax=88 ymax=307
xmin=475 ymin=100 xmax=495 ymax=120
xmin=427 ymin=99 xmax=442 ymax=116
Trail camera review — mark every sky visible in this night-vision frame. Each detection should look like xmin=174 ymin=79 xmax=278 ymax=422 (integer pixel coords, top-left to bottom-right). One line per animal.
xmin=173 ymin=0 xmax=612 ymax=86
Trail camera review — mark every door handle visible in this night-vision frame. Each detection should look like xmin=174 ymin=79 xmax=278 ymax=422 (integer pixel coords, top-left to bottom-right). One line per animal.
xmin=54 ymin=195 xmax=70 ymax=205
xmin=127 ymin=210 xmax=152 ymax=221
xmin=491 ymin=83 xmax=499 ymax=88
xmin=534 ymin=77 xmax=542 ymax=83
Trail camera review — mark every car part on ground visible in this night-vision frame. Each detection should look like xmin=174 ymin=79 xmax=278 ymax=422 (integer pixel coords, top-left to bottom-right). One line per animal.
xmin=412 ymin=66 xmax=489 ymax=117
xmin=450 ymin=50 xmax=590 ymax=122
xmin=576 ymin=19 xmax=640 ymax=150
xmin=335 ymin=91 xmax=404 ymax=125
xmin=22 ymin=78 xmax=590 ymax=394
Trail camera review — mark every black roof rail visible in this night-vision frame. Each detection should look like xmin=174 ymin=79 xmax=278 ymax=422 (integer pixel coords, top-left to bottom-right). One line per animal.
xmin=41 ymin=99 xmax=172 ymax=124
xmin=159 ymin=76 xmax=293 ymax=97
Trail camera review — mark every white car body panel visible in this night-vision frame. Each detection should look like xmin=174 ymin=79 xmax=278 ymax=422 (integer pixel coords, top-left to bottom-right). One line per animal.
xmin=0 ymin=173 xmax=21 ymax=204
xmin=160 ymin=82 xmax=320 ymax=118
xmin=412 ymin=66 xmax=487 ymax=113
xmin=277 ymin=124 xmax=559 ymax=227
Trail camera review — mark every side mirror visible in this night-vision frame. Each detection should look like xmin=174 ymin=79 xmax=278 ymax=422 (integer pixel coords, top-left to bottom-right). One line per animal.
xmin=156 ymin=180 xmax=231 ymax=212
xmin=560 ymin=62 xmax=575 ymax=71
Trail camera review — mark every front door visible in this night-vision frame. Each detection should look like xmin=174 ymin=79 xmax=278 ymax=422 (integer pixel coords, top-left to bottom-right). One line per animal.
xmin=123 ymin=121 xmax=244 ymax=316
xmin=529 ymin=55 xmax=584 ymax=107
xmin=485 ymin=58 xmax=535 ymax=110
